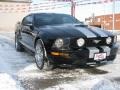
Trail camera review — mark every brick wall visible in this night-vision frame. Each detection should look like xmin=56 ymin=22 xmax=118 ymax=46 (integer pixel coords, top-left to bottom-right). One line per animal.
xmin=86 ymin=13 xmax=120 ymax=30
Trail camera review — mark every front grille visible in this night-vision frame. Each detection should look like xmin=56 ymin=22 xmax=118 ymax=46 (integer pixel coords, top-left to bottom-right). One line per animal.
xmin=85 ymin=38 xmax=107 ymax=47
xmin=70 ymin=37 xmax=112 ymax=49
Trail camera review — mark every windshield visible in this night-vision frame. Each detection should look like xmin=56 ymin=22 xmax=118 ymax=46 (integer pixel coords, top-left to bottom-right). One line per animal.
xmin=34 ymin=13 xmax=83 ymax=26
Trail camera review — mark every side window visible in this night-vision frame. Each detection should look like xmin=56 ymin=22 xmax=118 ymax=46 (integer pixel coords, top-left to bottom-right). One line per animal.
xmin=22 ymin=15 xmax=33 ymax=25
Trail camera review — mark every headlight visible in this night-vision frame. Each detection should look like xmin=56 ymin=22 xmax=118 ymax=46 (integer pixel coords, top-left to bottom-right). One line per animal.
xmin=114 ymin=36 xmax=117 ymax=43
xmin=77 ymin=38 xmax=85 ymax=47
xmin=106 ymin=37 xmax=112 ymax=44
xmin=54 ymin=38 xmax=63 ymax=48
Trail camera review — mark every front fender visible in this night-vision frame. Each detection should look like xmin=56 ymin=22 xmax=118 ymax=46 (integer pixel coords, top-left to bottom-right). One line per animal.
xmin=34 ymin=36 xmax=47 ymax=59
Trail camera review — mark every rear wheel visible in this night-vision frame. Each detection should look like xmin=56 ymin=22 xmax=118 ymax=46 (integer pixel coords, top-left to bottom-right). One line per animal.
xmin=35 ymin=39 xmax=55 ymax=70
xmin=15 ymin=35 xmax=24 ymax=52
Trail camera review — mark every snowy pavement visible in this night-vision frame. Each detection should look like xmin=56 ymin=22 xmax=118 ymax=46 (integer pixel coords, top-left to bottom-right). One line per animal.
xmin=0 ymin=32 xmax=120 ymax=90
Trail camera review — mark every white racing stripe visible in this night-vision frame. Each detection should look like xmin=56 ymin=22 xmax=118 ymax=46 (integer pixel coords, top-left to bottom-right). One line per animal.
xmin=76 ymin=27 xmax=97 ymax=38
xmin=100 ymin=46 xmax=111 ymax=56
xmin=90 ymin=27 xmax=108 ymax=37
xmin=87 ymin=47 xmax=99 ymax=58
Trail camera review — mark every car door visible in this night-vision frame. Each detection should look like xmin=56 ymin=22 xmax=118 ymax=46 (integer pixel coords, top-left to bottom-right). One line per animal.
xmin=21 ymin=15 xmax=36 ymax=51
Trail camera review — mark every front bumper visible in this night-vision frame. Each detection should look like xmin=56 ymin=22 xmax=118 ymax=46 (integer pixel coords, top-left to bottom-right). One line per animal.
xmin=49 ymin=44 xmax=119 ymax=65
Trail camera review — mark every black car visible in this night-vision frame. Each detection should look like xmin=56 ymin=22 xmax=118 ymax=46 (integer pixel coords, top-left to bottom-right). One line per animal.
xmin=15 ymin=13 xmax=119 ymax=70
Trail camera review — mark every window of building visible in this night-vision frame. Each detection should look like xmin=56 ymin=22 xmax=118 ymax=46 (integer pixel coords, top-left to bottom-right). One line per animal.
xmin=97 ymin=18 xmax=101 ymax=22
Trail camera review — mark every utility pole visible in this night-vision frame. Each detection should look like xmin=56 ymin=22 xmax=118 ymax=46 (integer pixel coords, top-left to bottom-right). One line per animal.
xmin=71 ymin=0 xmax=76 ymax=17
xmin=112 ymin=0 xmax=115 ymax=33
xmin=49 ymin=0 xmax=76 ymax=17
xmin=92 ymin=13 xmax=95 ymax=25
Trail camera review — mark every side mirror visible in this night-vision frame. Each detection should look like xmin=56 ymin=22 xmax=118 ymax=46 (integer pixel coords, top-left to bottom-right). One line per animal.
xmin=23 ymin=22 xmax=34 ymax=30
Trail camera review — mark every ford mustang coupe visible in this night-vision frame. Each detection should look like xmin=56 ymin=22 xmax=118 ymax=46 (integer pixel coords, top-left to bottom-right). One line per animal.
xmin=15 ymin=13 xmax=118 ymax=70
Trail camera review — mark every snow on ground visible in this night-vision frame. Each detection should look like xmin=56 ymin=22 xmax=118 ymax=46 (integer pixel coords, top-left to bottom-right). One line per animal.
xmin=0 ymin=33 xmax=29 ymax=90
xmin=0 ymin=73 xmax=22 ymax=90
xmin=45 ymin=78 xmax=115 ymax=90
xmin=0 ymin=46 xmax=22 ymax=90
xmin=0 ymin=32 xmax=120 ymax=90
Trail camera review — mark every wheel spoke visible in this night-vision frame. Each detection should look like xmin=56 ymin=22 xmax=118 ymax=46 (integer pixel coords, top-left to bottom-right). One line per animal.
xmin=35 ymin=43 xmax=44 ymax=68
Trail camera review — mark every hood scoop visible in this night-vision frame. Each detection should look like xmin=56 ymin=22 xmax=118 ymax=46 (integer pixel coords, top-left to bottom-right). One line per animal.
xmin=74 ymin=24 xmax=87 ymax=27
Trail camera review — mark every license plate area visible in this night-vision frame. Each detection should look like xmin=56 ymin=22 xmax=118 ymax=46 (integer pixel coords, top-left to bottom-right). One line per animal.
xmin=94 ymin=53 xmax=107 ymax=61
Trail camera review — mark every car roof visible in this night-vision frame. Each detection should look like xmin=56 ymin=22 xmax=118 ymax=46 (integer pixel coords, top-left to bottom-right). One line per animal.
xmin=28 ymin=13 xmax=70 ymax=16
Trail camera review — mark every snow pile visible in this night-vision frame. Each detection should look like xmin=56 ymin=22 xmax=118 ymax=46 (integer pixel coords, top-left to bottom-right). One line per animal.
xmin=0 ymin=73 xmax=23 ymax=90
xmin=0 ymin=36 xmax=24 ymax=90
xmin=0 ymin=56 xmax=12 ymax=74
xmin=45 ymin=78 xmax=115 ymax=90
xmin=92 ymin=79 xmax=115 ymax=90
xmin=17 ymin=64 xmax=47 ymax=79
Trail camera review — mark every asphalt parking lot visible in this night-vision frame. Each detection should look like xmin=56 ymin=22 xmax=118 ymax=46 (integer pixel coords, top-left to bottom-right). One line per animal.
xmin=0 ymin=32 xmax=120 ymax=90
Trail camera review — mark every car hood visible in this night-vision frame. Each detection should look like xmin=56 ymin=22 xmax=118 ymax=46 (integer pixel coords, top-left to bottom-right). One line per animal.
xmin=39 ymin=24 xmax=113 ymax=39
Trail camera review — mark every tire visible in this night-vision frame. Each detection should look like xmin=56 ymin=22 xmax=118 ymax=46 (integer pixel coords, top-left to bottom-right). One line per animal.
xmin=35 ymin=39 xmax=55 ymax=70
xmin=15 ymin=35 xmax=24 ymax=52
xmin=109 ymin=55 xmax=116 ymax=61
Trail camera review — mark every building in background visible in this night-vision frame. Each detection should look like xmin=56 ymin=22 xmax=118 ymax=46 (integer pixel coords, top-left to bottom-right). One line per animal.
xmin=0 ymin=0 xmax=31 ymax=31
xmin=0 ymin=0 xmax=31 ymax=2
xmin=85 ymin=13 xmax=120 ymax=31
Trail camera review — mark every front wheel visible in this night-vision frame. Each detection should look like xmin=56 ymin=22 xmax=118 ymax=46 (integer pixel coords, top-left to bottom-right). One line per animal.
xmin=35 ymin=39 xmax=55 ymax=70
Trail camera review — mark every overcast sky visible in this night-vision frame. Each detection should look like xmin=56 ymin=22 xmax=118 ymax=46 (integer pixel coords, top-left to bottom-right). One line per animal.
xmin=31 ymin=0 xmax=120 ymax=21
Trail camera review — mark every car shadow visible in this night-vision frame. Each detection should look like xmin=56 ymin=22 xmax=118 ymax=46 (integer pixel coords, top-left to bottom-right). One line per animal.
xmin=83 ymin=66 xmax=108 ymax=75
xmin=54 ymin=64 xmax=109 ymax=75
xmin=20 ymin=76 xmax=75 ymax=90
